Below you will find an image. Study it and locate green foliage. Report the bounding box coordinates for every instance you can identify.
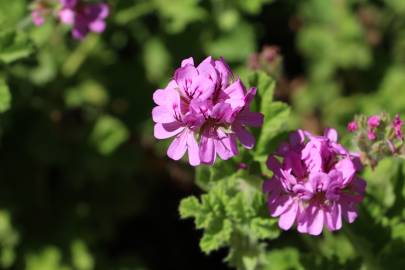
[1,0,405,269]
[0,211,19,268]
[0,30,33,64]
[180,171,280,269]
[264,248,304,270]
[90,115,130,155]
[0,79,11,113]
[25,247,70,270]
[180,72,295,270]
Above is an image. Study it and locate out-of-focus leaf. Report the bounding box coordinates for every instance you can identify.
[71,240,94,270]
[0,79,11,113]
[65,80,109,108]
[195,159,238,190]
[255,102,291,157]
[237,0,273,14]
[155,0,207,33]
[25,247,70,270]
[265,248,304,270]
[205,22,255,61]
[0,31,33,64]
[0,0,26,30]
[90,115,130,155]
[0,211,19,268]
[143,38,171,83]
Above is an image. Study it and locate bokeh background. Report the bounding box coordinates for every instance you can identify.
[1,0,405,269]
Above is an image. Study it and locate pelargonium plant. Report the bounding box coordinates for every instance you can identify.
[160,57,384,269]
[59,0,109,40]
[152,57,264,166]
[347,112,405,167]
[263,128,366,235]
[30,0,109,40]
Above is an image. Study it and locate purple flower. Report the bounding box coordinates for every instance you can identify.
[31,1,51,26]
[32,10,45,26]
[152,57,263,166]
[367,130,377,141]
[367,115,380,128]
[393,114,403,140]
[263,128,366,235]
[347,121,358,132]
[59,0,109,40]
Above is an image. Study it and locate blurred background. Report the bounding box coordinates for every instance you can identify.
[1,0,405,269]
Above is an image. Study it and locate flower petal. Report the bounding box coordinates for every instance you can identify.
[325,203,342,231]
[181,57,194,67]
[154,123,183,139]
[152,106,175,123]
[307,207,324,236]
[200,135,216,165]
[167,132,188,160]
[186,132,200,166]
[270,195,293,217]
[233,124,255,149]
[89,20,106,33]
[324,128,338,142]
[334,158,356,185]
[279,201,298,230]
[237,111,264,127]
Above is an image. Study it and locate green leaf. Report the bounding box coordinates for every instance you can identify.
[0,210,19,268]
[247,71,276,108]
[250,218,280,240]
[155,0,206,33]
[25,247,70,270]
[200,219,233,254]
[90,115,129,155]
[71,240,94,270]
[195,159,238,190]
[0,31,33,64]
[205,22,255,61]
[255,102,291,157]
[179,196,201,219]
[0,79,11,113]
[143,38,171,83]
[265,248,304,270]
[237,0,273,14]
[64,81,109,108]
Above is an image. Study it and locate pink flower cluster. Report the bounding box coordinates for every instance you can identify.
[347,121,358,132]
[367,115,381,140]
[31,0,109,40]
[263,128,366,235]
[152,57,263,166]
[59,0,109,40]
[393,114,403,140]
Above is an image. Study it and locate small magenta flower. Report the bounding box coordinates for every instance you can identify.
[59,0,109,40]
[367,115,380,128]
[32,9,45,26]
[347,121,358,132]
[31,0,53,26]
[152,57,263,166]
[367,130,376,140]
[263,128,366,235]
[393,114,403,140]
[367,115,381,141]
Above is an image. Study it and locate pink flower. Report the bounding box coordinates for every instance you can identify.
[31,1,51,26]
[59,0,109,40]
[263,128,366,236]
[367,130,376,141]
[347,121,358,132]
[152,57,263,166]
[32,10,45,26]
[393,114,403,140]
[367,115,380,128]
